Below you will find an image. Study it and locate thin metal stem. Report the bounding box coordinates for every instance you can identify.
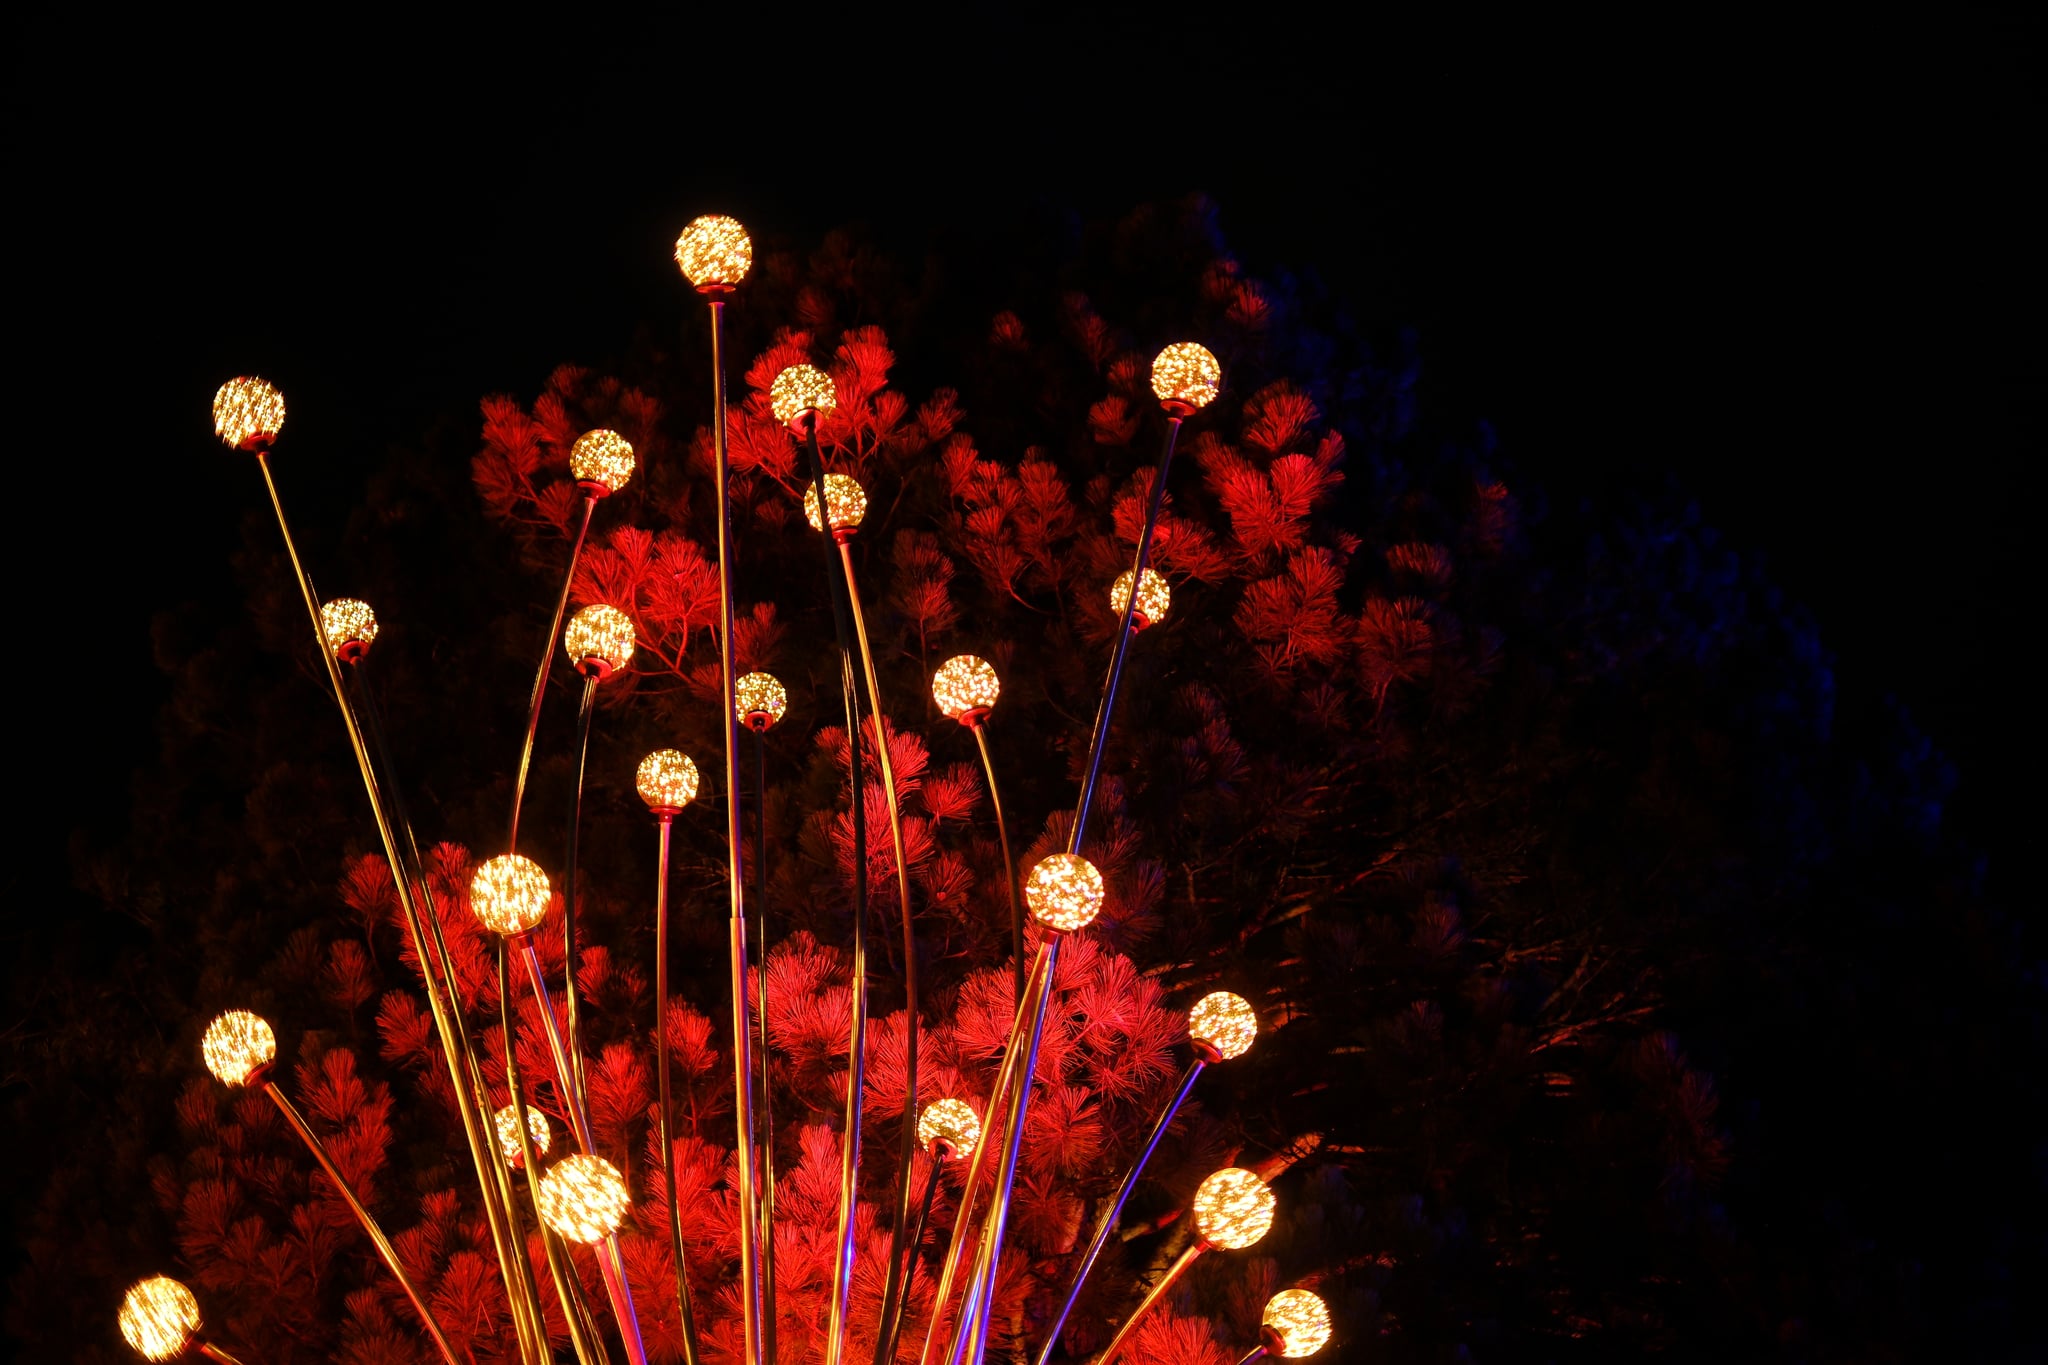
[1033,1059,1204,1365]
[264,1082,461,1365]
[753,726,778,1365]
[1234,1346,1270,1365]
[969,722,1023,1010]
[509,494,597,853]
[1091,1242,1205,1365]
[654,816,704,1365]
[197,1342,250,1365]
[563,672,600,1111]
[708,296,766,1365]
[876,1157,945,1365]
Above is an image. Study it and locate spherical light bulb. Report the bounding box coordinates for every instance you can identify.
[932,655,1000,724]
[1024,853,1104,932]
[212,376,285,452]
[470,854,552,936]
[735,672,788,730]
[916,1098,982,1160]
[537,1153,632,1244]
[770,364,837,428]
[675,214,752,291]
[319,598,379,663]
[1192,1167,1275,1250]
[1149,342,1222,413]
[494,1103,552,1166]
[1110,568,1171,629]
[802,474,867,537]
[1187,991,1258,1062]
[118,1276,202,1362]
[569,429,636,495]
[201,1010,276,1087]
[1261,1289,1332,1359]
[564,604,636,679]
[636,749,700,813]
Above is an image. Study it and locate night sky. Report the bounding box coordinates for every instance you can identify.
[5,5,2038,1307]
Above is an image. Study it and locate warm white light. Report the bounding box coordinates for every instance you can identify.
[1149,343,1222,411]
[1110,568,1171,628]
[1192,1167,1275,1250]
[636,749,700,812]
[569,429,636,494]
[1025,853,1104,932]
[916,1098,982,1160]
[1187,991,1258,1061]
[771,364,837,427]
[494,1104,552,1165]
[470,854,551,936]
[802,473,867,535]
[212,376,285,451]
[736,672,788,730]
[1261,1289,1332,1358]
[932,655,1000,722]
[675,214,753,290]
[201,1010,276,1087]
[320,598,378,662]
[537,1154,632,1244]
[118,1276,201,1362]
[564,604,637,678]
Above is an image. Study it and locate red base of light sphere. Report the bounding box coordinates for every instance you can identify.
[335,640,371,666]
[576,479,614,500]
[1160,399,1198,420]
[1127,612,1153,632]
[1192,1039,1225,1066]
[744,712,776,733]
[574,657,615,682]
[955,708,991,730]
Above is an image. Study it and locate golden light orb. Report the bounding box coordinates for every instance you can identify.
[201,1010,276,1087]
[1024,853,1104,933]
[636,749,700,813]
[916,1098,982,1160]
[802,473,868,537]
[212,376,285,452]
[1187,991,1258,1062]
[494,1103,552,1165]
[1192,1167,1275,1250]
[1149,342,1222,412]
[931,655,1001,723]
[470,854,552,936]
[564,604,636,678]
[536,1153,631,1244]
[674,214,753,291]
[770,364,837,427]
[569,428,636,495]
[1110,568,1172,629]
[319,598,379,663]
[1261,1289,1333,1359]
[735,672,788,731]
[118,1276,201,1362]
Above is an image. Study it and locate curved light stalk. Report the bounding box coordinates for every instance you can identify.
[753,727,779,1365]
[562,674,600,1113]
[1033,1058,1204,1365]
[968,721,1024,1009]
[508,494,598,853]
[195,1341,250,1365]
[263,1082,462,1365]
[1091,1242,1205,1365]
[654,815,704,1365]
[1234,1347,1270,1365]
[875,1153,947,1364]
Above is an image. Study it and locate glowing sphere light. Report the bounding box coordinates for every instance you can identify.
[212,376,285,452]
[319,598,379,663]
[1149,342,1222,412]
[1192,1167,1275,1249]
[494,1103,552,1165]
[932,655,1001,723]
[201,1010,276,1087]
[1187,991,1258,1062]
[470,854,552,936]
[735,671,788,730]
[118,1276,202,1362]
[803,473,868,536]
[564,604,636,678]
[569,429,636,495]
[1261,1288,1333,1359]
[675,214,753,291]
[1110,568,1171,629]
[916,1098,982,1160]
[636,749,701,813]
[1025,853,1104,932]
[537,1154,632,1244]
[770,364,837,427]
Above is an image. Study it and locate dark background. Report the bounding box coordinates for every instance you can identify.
[3,0,2037,1306]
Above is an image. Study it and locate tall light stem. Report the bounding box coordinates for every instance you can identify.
[196,1342,249,1365]
[753,726,779,1365]
[876,1156,947,1364]
[708,296,766,1365]
[263,1081,462,1365]
[561,674,600,1106]
[968,721,1023,1009]
[1033,1058,1204,1365]
[1234,1346,1270,1365]
[1090,1242,1205,1365]
[654,814,704,1365]
[509,494,598,852]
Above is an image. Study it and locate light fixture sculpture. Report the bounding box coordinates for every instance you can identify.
[1241,1288,1333,1363]
[1108,568,1171,631]
[494,1104,552,1167]
[736,668,786,1359]
[1092,1167,1276,1365]
[119,1276,245,1365]
[200,1011,461,1365]
[874,1099,983,1362]
[932,656,1023,1002]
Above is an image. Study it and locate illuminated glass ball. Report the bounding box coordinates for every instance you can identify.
[569,429,636,494]
[932,655,1000,721]
[319,598,379,661]
[201,1010,276,1087]
[118,1276,202,1362]
[1192,1167,1275,1249]
[564,604,636,677]
[1149,342,1222,411]
[1261,1289,1333,1359]
[735,672,788,730]
[770,364,837,426]
[470,854,552,936]
[636,749,700,812]
[537,1154,632,1244]
[1187,991,1258,1061]
[674,214,753,290]
[212,376,285,451]
[1024,853,1104,932]
[494,1103,552,1164]
[916,1098,982,1160]
[1110,568,1172,628]
[803,474,868,535]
